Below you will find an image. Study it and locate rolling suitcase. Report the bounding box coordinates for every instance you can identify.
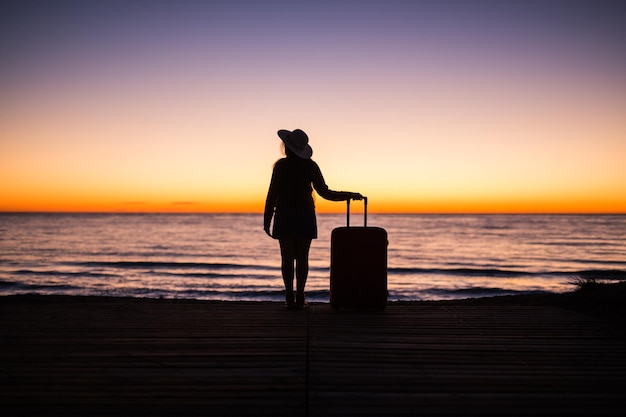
[330,197,388,309]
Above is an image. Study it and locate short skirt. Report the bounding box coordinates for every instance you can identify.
[272,207,317,239]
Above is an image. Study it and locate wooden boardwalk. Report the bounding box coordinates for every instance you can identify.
[1,295,625,416]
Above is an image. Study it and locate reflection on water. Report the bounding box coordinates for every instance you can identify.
[1,213,625,301]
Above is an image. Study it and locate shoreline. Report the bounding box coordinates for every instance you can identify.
[3,280,625,317]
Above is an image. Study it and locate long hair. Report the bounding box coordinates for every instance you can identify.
[275,143,303,167]
[284,144,297,159]
[272,142,317,204]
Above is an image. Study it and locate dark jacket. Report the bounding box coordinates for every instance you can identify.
[264,157,349,238]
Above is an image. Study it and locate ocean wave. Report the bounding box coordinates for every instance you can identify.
[0,284,331,303]
[9,265,625,282]
[72,261,276,271]
[388,267,534,277]
[14,269,119,278]
[426,287,548,296]
[574,259,626,266]
[0,281,83,292]
[171,289,330,301]
[387,267,626,279]
[393,287,551,301]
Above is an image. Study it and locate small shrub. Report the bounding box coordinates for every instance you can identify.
[569,274,600,292]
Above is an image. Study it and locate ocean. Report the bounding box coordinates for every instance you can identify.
[1,213,624,302]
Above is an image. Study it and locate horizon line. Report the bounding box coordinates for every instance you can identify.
[1,211,625,215]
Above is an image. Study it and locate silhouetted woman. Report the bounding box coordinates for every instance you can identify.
[264,129,362,310]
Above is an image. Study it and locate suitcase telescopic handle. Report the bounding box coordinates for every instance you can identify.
[346,196,367,228]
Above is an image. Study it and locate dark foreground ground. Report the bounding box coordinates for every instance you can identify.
[1,283,625,417]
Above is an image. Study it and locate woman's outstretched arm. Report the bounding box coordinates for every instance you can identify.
[311,161,362,201]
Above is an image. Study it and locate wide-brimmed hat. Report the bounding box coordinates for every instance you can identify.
[277,129,313,159]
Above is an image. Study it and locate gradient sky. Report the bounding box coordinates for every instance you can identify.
[2,0,625,213]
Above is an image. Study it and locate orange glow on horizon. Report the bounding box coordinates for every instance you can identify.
[2,194,625,214]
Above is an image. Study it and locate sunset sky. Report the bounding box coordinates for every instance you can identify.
[2,0,625,213]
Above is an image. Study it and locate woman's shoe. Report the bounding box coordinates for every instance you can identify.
[285,291,296,310]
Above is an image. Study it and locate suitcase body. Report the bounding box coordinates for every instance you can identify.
[330,198,388,309]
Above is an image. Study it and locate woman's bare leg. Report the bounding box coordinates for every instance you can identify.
[295,237,312,307]
[279,237,296,308]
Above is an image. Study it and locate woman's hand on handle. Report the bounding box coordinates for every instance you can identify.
[348,192,363,201]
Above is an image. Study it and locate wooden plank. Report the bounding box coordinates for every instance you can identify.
[306,303,626,416]
[1,297,308,417]
[1,295,625,416]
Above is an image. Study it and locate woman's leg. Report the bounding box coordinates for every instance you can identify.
[294,237,312,307]
[279,237,296,308]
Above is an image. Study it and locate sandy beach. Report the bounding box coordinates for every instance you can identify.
[1,285,625,416]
